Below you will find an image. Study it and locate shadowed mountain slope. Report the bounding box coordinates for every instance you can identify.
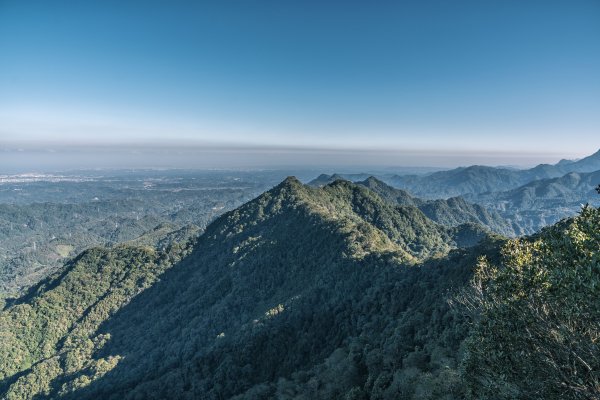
[0,240,196,399]
[0,177,498,399]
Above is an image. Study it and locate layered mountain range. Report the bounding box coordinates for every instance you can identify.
[388,149,600,198]
[0,177,502,399]
[356,177,517,236]
[1,151,598,399]
[312,149,600,234]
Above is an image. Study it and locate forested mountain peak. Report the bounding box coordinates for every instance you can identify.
[207,176,483,264]
[4,174,597,399]
[278,175,304,187]
[0,177,496,399]
[355,177,516,236]
[359,176,410,194]
[307,173,348,187]
[357,176,421,206]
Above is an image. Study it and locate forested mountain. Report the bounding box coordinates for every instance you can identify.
[473,170,600,209]
[308,173,371,187]
[0,171,284,296]
[389,166,524,198]
[467,170,600,234]
[0,201,193,295]
[308,173,350,187]
[1,177,597,399]
[0,239,196,399]
[543,149,600,174]
[0,177,498,399]
[357,177,517,236]
[311,175,516,236]
[388,149,600,198]
[311,150,600,236]
[458,205,600,399]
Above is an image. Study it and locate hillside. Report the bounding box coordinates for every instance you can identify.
[0,170,277,296]
[468,170,600,233]
[308,173,372,187]
[357,177,517,236]
[475,170,600,209]
[459,205,600,398]
[530,148,600,175]
[0,239,196,399]
[308,173,349,187]
[0,177,498,399]
[356,176,422,207]
[389,166,525,198]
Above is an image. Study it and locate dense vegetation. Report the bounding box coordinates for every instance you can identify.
[0,177,498,399]
[313,149,600,235]
[0,170,285,296]
[0,175,597,399]
[470,170,600,233]
[458,205,600,399]
[0,238,196,399]
[357,177,517,236]
[0,201,198,295]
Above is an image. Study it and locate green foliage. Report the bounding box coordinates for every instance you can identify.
[472,170,600,235]
[0,171,274,296]
[357,176,517,236]
[0,238,195,400]
[460,205,600,399]
[0,177,497,399]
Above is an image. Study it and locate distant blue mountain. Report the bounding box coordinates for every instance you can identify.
[387,149,600,198]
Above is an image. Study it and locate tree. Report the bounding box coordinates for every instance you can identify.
[458,205,600,399]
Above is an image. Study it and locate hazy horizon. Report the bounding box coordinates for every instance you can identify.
[1,1,599,170]
[0,140,593,174]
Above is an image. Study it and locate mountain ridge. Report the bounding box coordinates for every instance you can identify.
[309,175,516,236]
[0,176,498,399]
[357,176,516,235]
[388,148,600,198]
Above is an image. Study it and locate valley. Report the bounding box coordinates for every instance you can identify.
[0,170,304,296]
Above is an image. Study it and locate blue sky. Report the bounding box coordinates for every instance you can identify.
[1,0,599,167]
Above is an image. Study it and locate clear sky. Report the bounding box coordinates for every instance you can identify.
[1,0,599,169]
